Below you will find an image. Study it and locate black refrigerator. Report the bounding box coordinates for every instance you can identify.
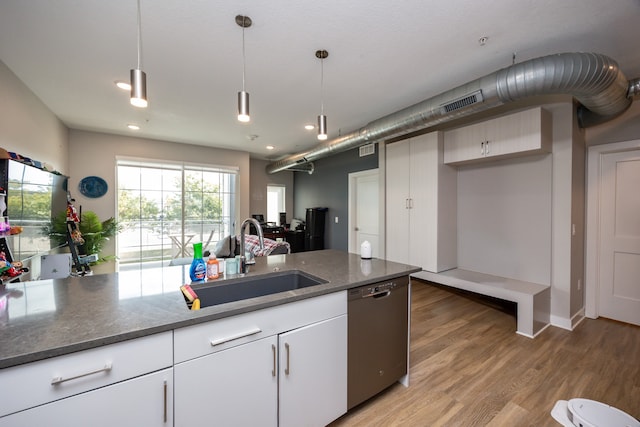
[305,207,328,251]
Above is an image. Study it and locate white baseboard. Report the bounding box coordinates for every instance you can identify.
[551,308,585,331]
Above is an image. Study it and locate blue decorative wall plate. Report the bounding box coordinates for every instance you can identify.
[78,176,108,198]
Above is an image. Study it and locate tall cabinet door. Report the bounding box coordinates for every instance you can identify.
[408,134,432,267]
[385,139,411,264]
[278,315,347,427]
[386,132,457,271]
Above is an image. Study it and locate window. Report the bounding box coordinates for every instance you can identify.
[117,159,237,264]
[267,185,285,225]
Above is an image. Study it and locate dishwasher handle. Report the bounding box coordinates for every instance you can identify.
[364,289,391,299]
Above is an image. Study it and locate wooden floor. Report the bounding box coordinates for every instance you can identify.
[330,279,640,427]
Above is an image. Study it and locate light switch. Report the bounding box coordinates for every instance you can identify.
[334,216,339,223]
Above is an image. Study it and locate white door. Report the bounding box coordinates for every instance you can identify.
[278,315,347,427]
[174,336,278,427]
[598,149,640,325]
[348,169,380,257]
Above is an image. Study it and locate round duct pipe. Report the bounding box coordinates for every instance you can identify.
[266,52,636,174]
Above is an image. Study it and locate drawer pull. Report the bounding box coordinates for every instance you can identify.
[209,327,262,347]
[51,363,113,386]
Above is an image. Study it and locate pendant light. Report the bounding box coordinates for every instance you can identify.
[236,15,252,123]
[316,49,329,140]
[130,0,147,108]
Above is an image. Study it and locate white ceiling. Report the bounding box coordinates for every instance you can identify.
[1,0,639,161]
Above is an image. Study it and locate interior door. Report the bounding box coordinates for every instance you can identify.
[349,170,379,257]
[598,149,640,326]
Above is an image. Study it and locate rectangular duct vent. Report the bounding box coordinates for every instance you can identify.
[359,144,375,157]
[440,90,484,114]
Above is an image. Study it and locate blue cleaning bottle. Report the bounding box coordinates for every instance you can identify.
[189,242,206,282]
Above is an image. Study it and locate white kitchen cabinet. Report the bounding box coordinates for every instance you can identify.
[174,336,278,427]
[386,131,457,272]
[443,107,552,165]
[279,315,347,427]
[173,291,347,427]
[0,332,173,425]
[0,368,173,427]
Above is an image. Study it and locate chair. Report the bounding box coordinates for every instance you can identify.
[203,229,215,253]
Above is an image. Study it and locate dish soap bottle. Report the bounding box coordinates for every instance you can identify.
[206,253,219,280]
[189,242,206,282]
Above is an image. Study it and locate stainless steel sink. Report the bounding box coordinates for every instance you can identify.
[187,270,328,308]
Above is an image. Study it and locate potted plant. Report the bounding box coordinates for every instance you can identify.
[43,211,120,263]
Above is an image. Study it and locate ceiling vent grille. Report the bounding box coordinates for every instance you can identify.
[440,90,484,114]
[359,143,375,157]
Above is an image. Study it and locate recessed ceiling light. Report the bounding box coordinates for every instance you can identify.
[266,145,275,150]
[127,124,140,130]
[116,81,131,91]
[304,124,315,130]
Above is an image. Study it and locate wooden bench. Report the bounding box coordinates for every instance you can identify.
[412,269,550,338]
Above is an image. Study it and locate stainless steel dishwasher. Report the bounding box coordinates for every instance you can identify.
[347,275,409,409]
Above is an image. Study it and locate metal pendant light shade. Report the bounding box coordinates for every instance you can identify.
[316,49,329,140]
[130,68,147,108]
[236,15,252,123]
[238,90,250,122]
[317,114,328,140]
[130,0,147,108]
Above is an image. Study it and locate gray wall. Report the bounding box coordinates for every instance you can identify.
[293,147,378,251]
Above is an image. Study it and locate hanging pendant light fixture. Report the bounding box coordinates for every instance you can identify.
[130,0,147,108]
[236,15,252,123]
[316,49,329,140]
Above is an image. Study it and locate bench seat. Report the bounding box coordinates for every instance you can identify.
[412,268,550,338]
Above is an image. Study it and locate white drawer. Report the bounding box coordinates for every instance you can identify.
[174,291,346,363]
[0,331,173,417]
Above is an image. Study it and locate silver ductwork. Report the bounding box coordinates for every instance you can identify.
[266,52,636,174]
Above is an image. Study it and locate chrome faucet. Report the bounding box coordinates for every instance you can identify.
[239,218,265,273]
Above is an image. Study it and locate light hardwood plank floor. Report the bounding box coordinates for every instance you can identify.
[329,279,640,426]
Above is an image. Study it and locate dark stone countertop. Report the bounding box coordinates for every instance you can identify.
[0,250,420,369]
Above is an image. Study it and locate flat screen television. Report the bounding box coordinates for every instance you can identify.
[2,160,69,262]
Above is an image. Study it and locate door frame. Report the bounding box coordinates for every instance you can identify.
[348,167,385,258]
[585,138,640,319]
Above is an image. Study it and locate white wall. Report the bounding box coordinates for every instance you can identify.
[587,101,640,146]
[457,153,552,285]
[68,129,251,266]
[0,60,68,173]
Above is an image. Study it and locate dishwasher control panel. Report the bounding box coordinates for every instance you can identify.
[348,280,400,299]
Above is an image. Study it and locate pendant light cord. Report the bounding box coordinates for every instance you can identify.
[320,56,324,114]
[136,0,143,69]
[241,20,246,91]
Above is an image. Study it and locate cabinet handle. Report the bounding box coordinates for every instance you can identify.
[51,362,113,385]
[163,380,168,423]
[271,344,276,377]
[209,327,262,347]
[485,140,490,155]
[409,198,413,209]
[284,343,290,375]
[480,141,485,156]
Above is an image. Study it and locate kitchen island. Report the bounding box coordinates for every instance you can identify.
[0,249,420,427]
